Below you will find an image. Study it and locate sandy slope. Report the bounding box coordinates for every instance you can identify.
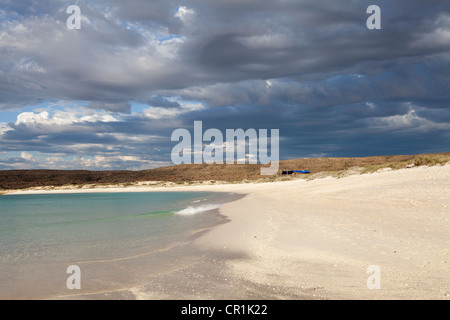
[193,165,450,299]
[5,165,450,299]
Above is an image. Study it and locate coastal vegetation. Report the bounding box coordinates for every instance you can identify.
[0,153,448,190]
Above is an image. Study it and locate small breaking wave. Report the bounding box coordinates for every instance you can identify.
[175,204,221,216]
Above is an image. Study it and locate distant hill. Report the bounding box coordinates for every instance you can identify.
[0,153,449,190]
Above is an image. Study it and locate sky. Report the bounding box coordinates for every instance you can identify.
[0,0,449,170]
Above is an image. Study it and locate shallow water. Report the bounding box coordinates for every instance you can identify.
[0,191,238,299]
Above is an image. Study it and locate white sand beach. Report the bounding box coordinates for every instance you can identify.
[6,165,450,299]
[194,165,450,299]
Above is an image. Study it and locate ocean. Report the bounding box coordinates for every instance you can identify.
[0,191,240,299]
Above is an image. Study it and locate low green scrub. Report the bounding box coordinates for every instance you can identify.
[413,155,450,167]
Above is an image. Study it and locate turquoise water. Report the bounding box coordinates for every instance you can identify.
[0,191,236,298]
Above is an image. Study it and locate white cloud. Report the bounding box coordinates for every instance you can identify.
[369,108,450,132]
[0,151,171,171]
[77,155,168,171]
[15,109,119,127]
[17,57,46,73]
[175,6,194,21]
[108,132,162,143]
[142,101,204,119]
[21,151,34,161]
[80,113,119,123]
[16,111,53,126]
[79,155,111,169]
[0,122,12,135]
[70,143,111,152]
[143,106,181,119]
[413,14,450,48]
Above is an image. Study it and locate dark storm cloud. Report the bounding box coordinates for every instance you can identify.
[145,96,181,109]
[169,53,450,113]
[181,0,450,80]
[87,102,132,113]
[0,0,449,169]
[1,0,449,109]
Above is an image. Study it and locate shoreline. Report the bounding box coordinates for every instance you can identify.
[1,191,245,300]
[2,165,450,299]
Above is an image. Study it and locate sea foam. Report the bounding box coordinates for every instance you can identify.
[175,204,221,216]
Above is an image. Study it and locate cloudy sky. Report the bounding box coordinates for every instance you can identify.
[0,0,449,170]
